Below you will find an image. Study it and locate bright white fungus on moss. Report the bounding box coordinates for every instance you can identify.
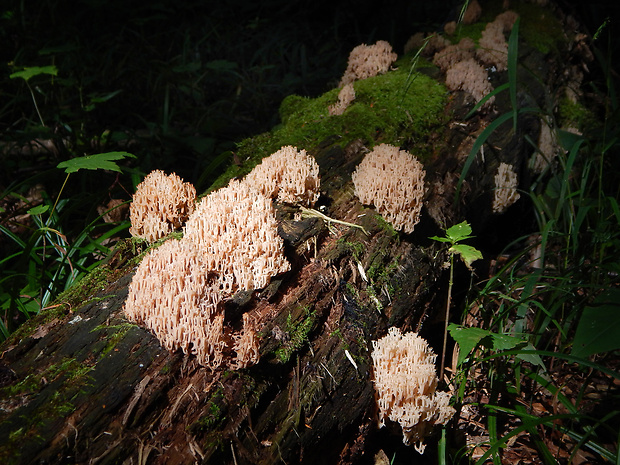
[339,40,398,87]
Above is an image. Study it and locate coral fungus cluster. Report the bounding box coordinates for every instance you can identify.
[243,145,320,206]
[492,162,520,213]
[328,83,356,116]
[129,170,196,242]
[184,179,291,292]
[125,146,320,370]
[409,5,519,108]
[371,327,455,452]
[339,40,397,87]
[352,143,425,234]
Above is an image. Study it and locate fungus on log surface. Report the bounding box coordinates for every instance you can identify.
[352,143,425,234]
[0,1,596,463]
[128,170,196,242]
[339,40,398,87]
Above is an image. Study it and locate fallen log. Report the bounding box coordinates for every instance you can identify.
[0,2,592,463]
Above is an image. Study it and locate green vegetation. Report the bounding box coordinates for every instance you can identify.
[1,1,618,463]
[430,221,483,380]
[275,306,317,364]
[210,66,447,190]
[443,14,620,464]
[0,357,94,462]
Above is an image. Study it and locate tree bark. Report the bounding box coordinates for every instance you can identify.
[0,3,589,463]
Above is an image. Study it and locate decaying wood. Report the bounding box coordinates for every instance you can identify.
[0,3,591,463]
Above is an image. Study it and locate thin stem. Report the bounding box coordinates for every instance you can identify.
[440,252,454,381]
[26,81,46,127]
[46,172,71,228]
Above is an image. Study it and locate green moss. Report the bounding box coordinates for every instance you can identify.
[209,66,447,192]
[277,70,446,156]
[558,96,599,134]
[91,322,135,359]
[275,306,316,364]
[336,237,365,261]
[0,357,94,462]
[452,22,488,44]
[1,358,92,399]
[514,2,564,55]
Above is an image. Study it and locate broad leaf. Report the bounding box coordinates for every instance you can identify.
[448,324,541,368]
[450,244,483,268]
[429,236,452,243]
[572,289,620,357]
[446,221,473,242]
[10,65,58,81]
[57,152,136,174]
[448,324,488,365]
[27,205,50,216]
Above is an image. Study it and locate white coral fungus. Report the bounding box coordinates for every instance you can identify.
[492,162,520,213]
[184,180,290,292]
[433,37,475,72]
[352,144,425,234]
[129,170,196,242]
[476,11,519,71]
[242,145,320,207]
[328,83,356,116]
[339,40,397,87]
[445,58,495,106]
[371,327,455,452]
[124,239,227,368]
[531,118,557,173]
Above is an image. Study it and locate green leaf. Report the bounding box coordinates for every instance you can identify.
[429,235,452,243]
[450,244,483,268]
[572,289,620,358]
[9,65,58,81]
[57,152,136,174]
[448,324,488,365]
[446,221,473,242]
[27,204,50,216]
[88,89,123,104]
[448,324,534,366]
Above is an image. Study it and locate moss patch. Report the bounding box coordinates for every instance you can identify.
[275,306,317,364]
[0,357,94,463]
[209,67,447,191]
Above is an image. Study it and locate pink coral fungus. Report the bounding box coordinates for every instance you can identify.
[339,40,397,87]
[445,58,495,106]
[184,180,290,292]
[124,239,227,368]
[371,327,455,452]
[328,83,356,116]
[352,143,425,234]
[242,145,320,207]
[476,11,519,71]
[129,170,196,242]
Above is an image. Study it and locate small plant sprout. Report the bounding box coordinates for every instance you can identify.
[9,65,58,127]
[430,221,482,380]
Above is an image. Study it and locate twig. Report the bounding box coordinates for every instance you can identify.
[299,207,369,236]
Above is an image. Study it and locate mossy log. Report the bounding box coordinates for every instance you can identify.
[0,3,590,463]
